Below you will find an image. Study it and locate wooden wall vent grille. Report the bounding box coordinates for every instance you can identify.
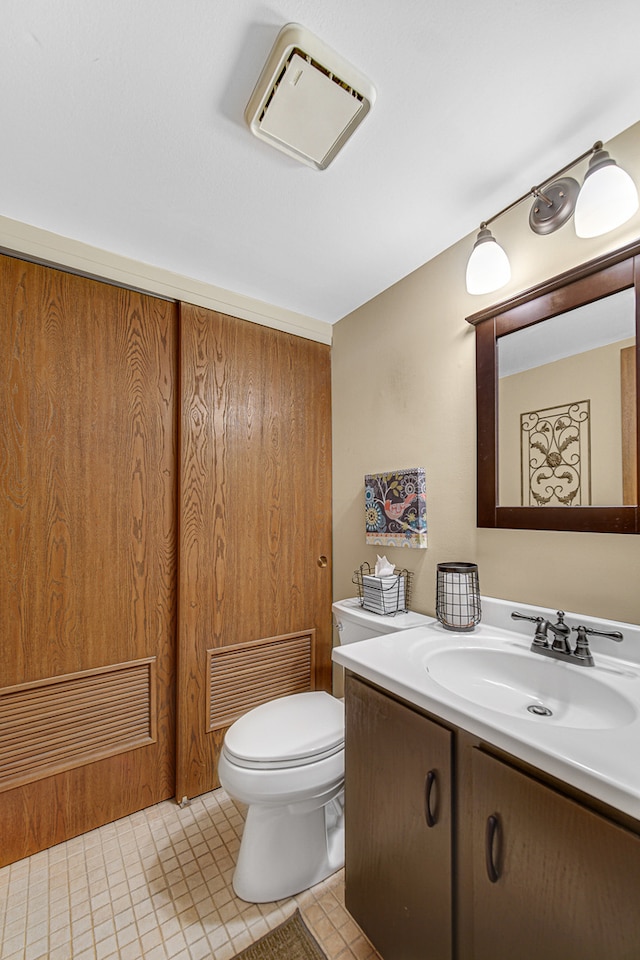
[207,630,316,731]
[0,658,156,794]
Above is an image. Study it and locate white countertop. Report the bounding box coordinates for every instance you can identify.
[333,598,640,821]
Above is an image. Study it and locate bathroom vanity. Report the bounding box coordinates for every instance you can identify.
[334,599,640,960]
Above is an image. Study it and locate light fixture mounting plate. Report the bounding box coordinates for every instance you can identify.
[529,177,580,235]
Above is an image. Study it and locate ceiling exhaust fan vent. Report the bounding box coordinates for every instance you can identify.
[245,23,376,170]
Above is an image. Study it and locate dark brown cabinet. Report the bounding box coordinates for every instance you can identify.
[470,748,640,960]
[345,674,453,960]
[344,673,640,960]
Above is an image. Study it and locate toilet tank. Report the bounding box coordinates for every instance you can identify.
[332,597,432,645]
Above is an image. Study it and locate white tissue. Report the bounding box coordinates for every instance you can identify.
[374,555,395,577]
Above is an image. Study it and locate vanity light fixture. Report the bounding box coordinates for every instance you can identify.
[465,225,511,295]
[466,140,639,295]
[574,145,640,238]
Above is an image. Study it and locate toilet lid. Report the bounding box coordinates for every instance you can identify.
[223,691,344,769]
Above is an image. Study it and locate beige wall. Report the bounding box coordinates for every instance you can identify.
[498,339,634,506]
[332,120,640,626]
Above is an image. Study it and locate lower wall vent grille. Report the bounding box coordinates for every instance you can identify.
[0,659,156,793]
[207,630,316,731]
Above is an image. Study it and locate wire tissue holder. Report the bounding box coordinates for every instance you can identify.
[352,562,413,615]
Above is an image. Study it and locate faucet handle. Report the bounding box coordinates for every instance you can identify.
[511,611,545,624]
[573,624,623,642]
[572,625,595,664]
[572,624,624,666]
[573,627,624,643]
[511,611,550,647]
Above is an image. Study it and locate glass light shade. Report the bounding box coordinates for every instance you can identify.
[574,151,639,238]
[465,227,511,295]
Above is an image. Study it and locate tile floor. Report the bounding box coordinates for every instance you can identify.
[0,789,381,960]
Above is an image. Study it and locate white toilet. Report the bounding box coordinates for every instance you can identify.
[218,597,431,902]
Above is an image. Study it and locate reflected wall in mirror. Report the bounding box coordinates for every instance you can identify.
[468,241,640,533]
[498,288,636,507]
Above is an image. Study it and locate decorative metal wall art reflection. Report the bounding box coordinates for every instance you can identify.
[521,400,591,505]
[365,468,427,547]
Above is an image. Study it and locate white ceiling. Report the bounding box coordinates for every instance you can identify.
[499,288,636,377]
[2,1,640,325]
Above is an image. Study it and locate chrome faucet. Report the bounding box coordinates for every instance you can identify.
[511,610,623,666]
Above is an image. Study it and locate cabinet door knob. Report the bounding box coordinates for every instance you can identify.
[317,556,328,568]
[424,769,438,828]
[485,813,501,883]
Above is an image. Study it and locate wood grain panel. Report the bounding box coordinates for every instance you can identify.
[207,631,315,730]
[471,748,640,960]
[0,254,178,864]
[345,675,453,960]
[178,305,332,800]
[0,659,156,792]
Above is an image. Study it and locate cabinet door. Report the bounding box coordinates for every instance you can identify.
[345,675,453,960]
[471,748,640,960]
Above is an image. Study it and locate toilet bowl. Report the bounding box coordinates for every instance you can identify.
[218,691,344,902]
[218,598,431,902]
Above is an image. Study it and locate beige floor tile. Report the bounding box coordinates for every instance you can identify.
[0,789,381,960]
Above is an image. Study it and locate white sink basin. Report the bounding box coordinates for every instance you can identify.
[424,645,637,729]
[332,599,640,819]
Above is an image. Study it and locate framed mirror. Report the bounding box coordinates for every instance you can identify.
[467,240,640,532]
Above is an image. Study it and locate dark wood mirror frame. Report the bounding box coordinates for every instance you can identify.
[467,238,640,533]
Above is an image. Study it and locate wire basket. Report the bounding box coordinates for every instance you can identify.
[435,561,481,631]
[352,562,413,615]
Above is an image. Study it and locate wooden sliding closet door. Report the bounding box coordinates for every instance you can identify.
[178,305,332,801]
[0,255,178,865]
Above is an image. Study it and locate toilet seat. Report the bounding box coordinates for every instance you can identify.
[222,691,344,770]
